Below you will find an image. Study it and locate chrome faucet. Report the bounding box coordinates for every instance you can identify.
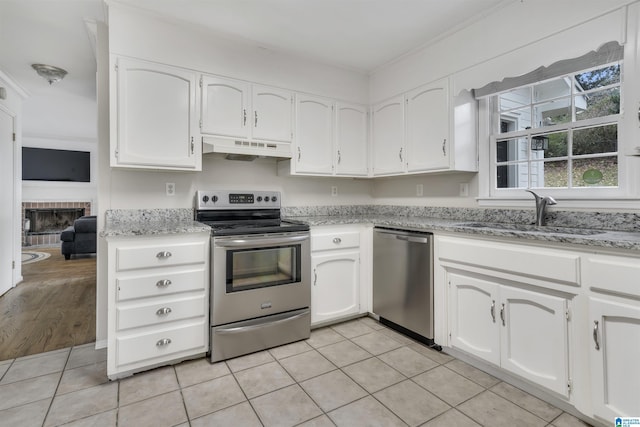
[526,190,557,226]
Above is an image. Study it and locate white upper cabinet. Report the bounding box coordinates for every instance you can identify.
[294,94,334,174]
[335,103,368,176]
[200,75,250,139]
[110,56,201,171]
[371,77,477,177]
[252,85,293,142]
[371,95,405,175]
[406,79,449,172]
[200,76,293,143]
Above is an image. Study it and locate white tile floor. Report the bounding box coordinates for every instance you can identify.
[0,317,594,427]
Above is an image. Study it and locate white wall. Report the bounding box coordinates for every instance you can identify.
[369,0,637,208]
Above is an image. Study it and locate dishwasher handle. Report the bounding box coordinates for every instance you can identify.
[395,235,430,244]
[375,229,431,244]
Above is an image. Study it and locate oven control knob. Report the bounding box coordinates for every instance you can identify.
[271,196,277,202]
[212,195,218,203]
[257,196,262,202]
[202,195,209,203]
[264,196,270,202]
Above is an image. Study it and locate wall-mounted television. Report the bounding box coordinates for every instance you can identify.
[22,147,91,182]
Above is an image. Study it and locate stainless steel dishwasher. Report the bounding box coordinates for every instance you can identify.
[373,227,440,349]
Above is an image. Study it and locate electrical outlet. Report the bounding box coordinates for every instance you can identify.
[331,186,338,197]
[166,182,176,196]
[459,183,469,197]
[416,184,424,197]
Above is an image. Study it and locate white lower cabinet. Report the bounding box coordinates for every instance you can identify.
[107,233,209,379]
[449,272,570,397]
[310,225,369,326]
[589,297,640,420]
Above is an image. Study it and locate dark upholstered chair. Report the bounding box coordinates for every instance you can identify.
[60,216,97,260]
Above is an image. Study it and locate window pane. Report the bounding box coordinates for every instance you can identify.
[531,131,568,158]
[575,87,620,120]
[575,64,621,90]
[533,77,571,103]
[573,125,617,155]
[499,107,531,133]
[573,157,618,187]
[533,100,571,128]
[500,87,531,111]
[497,163,529,188]
[496,138,528,162]
[536,160,568,188]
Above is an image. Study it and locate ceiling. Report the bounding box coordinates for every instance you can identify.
[0,0,508,106]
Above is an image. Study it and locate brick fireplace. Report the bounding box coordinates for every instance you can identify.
[22,201,92,247]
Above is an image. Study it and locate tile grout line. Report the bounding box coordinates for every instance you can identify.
[227,362,266,427]
[40,347,72,427]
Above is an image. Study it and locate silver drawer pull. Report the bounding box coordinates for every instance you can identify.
[156,307,172,316]
[156,251,172,259]
[593,320,600,350]
[156,338,172,347]
[156,279,172,288]
[333,237,342,244]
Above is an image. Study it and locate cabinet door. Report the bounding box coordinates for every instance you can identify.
[500,286,569,398]
[372,96,405,175]
[590,297,640,419]
[252,84,292,142]
[113,57,199,170]
[335,103,368,176]
[295,95,333,174]
[449,273,500,365]
[406,79,449,172]
[201,75,250,138]
[311,250,359,324]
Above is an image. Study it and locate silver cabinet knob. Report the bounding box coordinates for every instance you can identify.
[156,338,172,347]
[333,237,342,244]
[156,279,172,288]
[156,251,172,259]
[156,307,172,316]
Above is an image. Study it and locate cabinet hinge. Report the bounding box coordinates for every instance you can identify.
[449,332,452,339]
[567,379,572,394]
[12,260,15,269]
[114,63,118,72]
[565,308,570,321]
[199,118,202,129]
[199,77,203,88]
[114,149,119,159]
[190,136,194,154]
[12,133,16,142]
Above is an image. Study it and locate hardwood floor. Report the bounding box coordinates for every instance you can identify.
[0,248,96,361]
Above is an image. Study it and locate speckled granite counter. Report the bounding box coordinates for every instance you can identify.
[284,210,640,252]
[101,208,210,237]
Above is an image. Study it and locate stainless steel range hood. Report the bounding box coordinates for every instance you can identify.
[202,136,292,160]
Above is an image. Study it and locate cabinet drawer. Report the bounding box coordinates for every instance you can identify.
[116,241,207,271]
[117,268,206,301]
[584,255,640,298]
[312,231,359,251]
[116,321,206,366]
[117,295,206,330]
[438,236,580,285]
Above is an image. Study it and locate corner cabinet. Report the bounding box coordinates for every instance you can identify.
[310,225,370,326]
[288,97,368,177]
[110,56,201,171]
[106,232,210,379]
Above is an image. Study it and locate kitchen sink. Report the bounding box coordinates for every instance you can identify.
[455,222,606,236]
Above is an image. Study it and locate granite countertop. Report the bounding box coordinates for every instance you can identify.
[287,214,640,252]
[101,208,210,238]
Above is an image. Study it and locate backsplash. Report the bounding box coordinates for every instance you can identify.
[105,208,194,225]
[282,205,640,232]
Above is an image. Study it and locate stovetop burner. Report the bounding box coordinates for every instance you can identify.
[194,190,309,236]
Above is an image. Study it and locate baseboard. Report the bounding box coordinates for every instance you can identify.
[94,339,107,350]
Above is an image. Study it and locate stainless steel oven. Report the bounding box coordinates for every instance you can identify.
[195,190,311,362]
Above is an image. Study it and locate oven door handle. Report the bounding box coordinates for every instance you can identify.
[215,234,309,248]
[215,309,310,335]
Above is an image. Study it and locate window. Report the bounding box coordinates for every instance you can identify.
[490,63,621,192]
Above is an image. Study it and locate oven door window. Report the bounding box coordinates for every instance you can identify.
[226,245,301,292]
